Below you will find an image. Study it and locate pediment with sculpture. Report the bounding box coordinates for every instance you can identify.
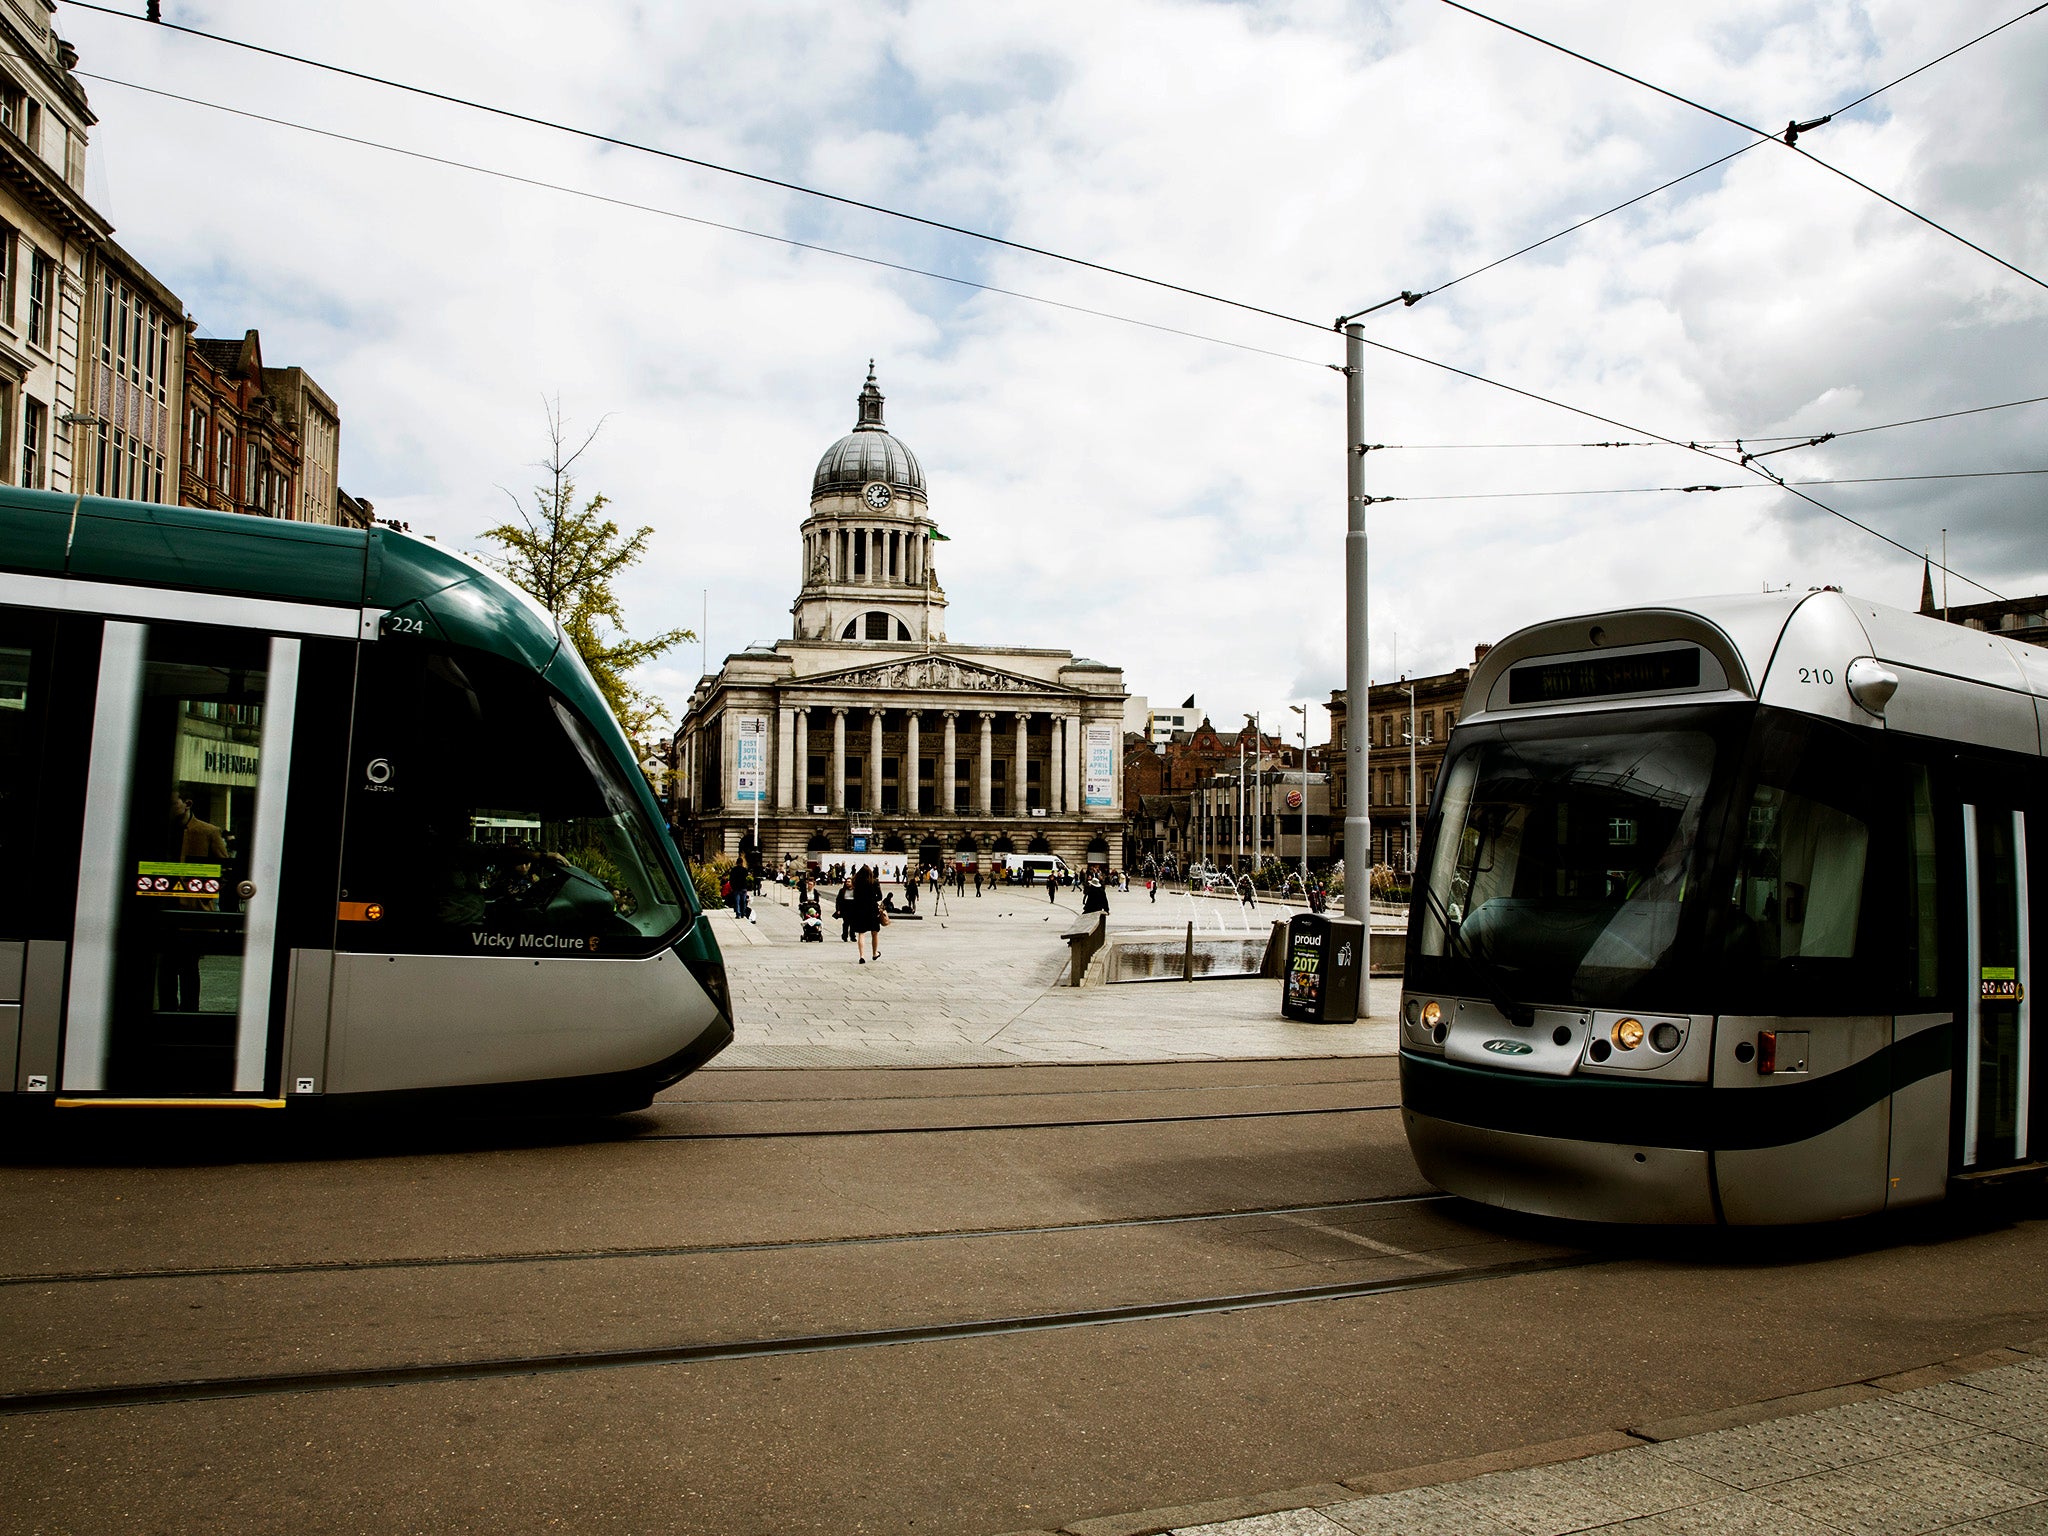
[805,654,1068,695]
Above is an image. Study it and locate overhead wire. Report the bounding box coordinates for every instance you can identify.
[78,73,1334,372]
[1363,467,2048,502]
[1344,4,2048,321]
[1435,0,2048,294]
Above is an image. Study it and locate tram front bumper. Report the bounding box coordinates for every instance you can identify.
[1402,1107,1717,1225]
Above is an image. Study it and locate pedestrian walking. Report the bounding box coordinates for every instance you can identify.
[1047,871,1059,904]
[850,866,884,963]
[1081,869,1109,914]
[1238,874,1256,909]
[833,876,855,941]
[973,867,982,896]
[1147,878,1157,903]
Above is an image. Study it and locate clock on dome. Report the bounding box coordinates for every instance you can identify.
[862,481,893,511]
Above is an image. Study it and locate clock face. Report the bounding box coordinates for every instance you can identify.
[862,481,893,511]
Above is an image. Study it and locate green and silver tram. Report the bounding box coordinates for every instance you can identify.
[0,488,730,1112]
[1399,589,2043,1223]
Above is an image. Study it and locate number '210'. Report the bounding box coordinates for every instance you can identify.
[1798,666,1835,685]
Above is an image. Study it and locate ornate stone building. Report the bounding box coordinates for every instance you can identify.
[673,367,1129,874]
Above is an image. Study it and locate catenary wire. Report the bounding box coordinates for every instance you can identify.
[1435,0,2048,294]
[1337,7,2045,318]
[74,16,2005,594]
[65,0,1334,337]
[79,74,1334,372]
[1363,467,2048,502]
[1353,392,2048,450]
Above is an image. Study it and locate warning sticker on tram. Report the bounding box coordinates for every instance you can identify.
[134,861,222,898]
[1980,967,2024,1003]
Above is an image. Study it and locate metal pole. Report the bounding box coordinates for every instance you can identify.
[1295,707,1308,887]
[1235,739,1244,873]
[1342,326,1371,955]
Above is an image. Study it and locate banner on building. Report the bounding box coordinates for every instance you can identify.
[1084,722,1114,809]
[734,715,768,805]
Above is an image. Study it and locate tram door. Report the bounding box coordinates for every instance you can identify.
[61,621,300,1101]
[1961,801,2036,1170]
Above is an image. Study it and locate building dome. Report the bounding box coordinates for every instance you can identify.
[811,364,925,499]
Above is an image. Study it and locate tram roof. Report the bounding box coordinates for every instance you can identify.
[1468,588,2048,752]
[0,486,564,673]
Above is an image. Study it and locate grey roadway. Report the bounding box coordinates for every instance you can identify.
[0,892,2044,1535]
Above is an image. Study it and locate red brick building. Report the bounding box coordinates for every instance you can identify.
[180,328,297,518]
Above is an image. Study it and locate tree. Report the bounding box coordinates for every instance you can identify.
[479,401,691,742]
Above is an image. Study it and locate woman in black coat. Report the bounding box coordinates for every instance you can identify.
[850,866,884,962]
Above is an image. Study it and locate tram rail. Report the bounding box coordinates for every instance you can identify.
[0,1247,1601,1418]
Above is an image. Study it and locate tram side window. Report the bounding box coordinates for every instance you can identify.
[340,643,685,957]
[0,640,34,934]
[1720,714,1926,1008]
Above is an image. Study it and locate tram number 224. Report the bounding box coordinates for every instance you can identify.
[381,612,426,638]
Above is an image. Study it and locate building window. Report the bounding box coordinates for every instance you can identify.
[0,223,13,328]
[25,250,51,350]
[187,408,207,474]
[20,396,44,488]
[217,428,233,493]
[1421,711,1434,742]
[1443,708,1456,733]
[0,80,23,140]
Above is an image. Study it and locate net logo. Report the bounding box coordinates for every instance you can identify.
[1482,1039,1533,1056]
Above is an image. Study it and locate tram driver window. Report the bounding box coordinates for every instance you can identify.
[340,644,685,957]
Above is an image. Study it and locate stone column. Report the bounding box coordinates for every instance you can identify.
[775,706,796,809]
[942,711,958,814]
[905,711,921,814]
[869,709,884,812]
[1066,713,1084,814]
[1014,712,1029,815]
[794,709,810,809]
[977,712,994,815]
[830,707,847,813]
[1048,716,1063,812]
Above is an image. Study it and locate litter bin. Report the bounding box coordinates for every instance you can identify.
[1280,913,1364,1022]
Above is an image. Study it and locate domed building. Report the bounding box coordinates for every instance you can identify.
[673,367,1128,878]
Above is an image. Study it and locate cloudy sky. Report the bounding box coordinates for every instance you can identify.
[64,0,2048,742]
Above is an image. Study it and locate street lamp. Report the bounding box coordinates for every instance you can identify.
[1288,703,1309,889]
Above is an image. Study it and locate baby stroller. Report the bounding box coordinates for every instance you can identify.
[798,893,824,942]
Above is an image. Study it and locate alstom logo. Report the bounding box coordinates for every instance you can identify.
[1482,1039,1533,1056]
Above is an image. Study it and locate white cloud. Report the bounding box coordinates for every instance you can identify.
[67,0,2048,745]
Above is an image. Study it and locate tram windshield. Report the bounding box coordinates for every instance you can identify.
[340,642,689,957]
[1415,717,1724,1008]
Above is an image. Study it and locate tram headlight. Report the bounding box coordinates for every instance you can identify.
[1420,1000,1441,1028]
[1611,1017,1645,1051]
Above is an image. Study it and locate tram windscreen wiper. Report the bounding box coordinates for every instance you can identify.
[1421,881,1533,1029]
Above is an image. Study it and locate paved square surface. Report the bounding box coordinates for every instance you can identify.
[707,882,1401,1068]
[1164,1357,2048,1536]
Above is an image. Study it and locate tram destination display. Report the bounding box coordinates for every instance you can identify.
[1507,646,1701,705]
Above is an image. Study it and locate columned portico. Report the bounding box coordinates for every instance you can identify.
[673,366,1127,876]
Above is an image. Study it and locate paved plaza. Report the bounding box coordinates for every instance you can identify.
[708,881,1401,1068]
[1025,1348,2048,1536]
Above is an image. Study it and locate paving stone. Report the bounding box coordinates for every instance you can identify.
[1932,1435,2048,1493]
[1435,1460,1634,1534]
[1891,1381,2048,1439]
[1755,1449,2037,1536]
[1944,1502,2048,1534]
[1559,1445,1729,1516]
[1170,1512,1352,1536]
[1600,1491,1838,1534]
[1647,1399,1970,1490]
[1321,1484,1523,1535]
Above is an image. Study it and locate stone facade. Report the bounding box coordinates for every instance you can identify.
[673,368,1129,875]
[1327,649,1485,872]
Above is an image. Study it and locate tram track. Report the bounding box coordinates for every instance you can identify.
[623,1098,1399,1140]
[0,1192,1453,1288]
[0,1247,1604,1418]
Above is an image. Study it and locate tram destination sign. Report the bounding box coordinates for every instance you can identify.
[1508,646,1702,705]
